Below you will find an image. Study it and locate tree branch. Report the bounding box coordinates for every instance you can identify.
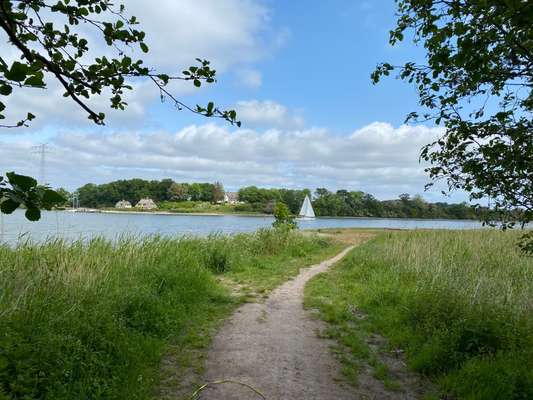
[0,3,104,124]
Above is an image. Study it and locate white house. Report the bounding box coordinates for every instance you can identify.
[115,200,132,209]
[224,192,240,204]
[135,198,157,210]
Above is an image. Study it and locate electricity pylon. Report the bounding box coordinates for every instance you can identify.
[32,144,51,184]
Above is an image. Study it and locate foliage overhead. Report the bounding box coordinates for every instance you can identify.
[0,0,240,127]
[372,0,533,248]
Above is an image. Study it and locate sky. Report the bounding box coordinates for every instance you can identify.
[0,0,468,202]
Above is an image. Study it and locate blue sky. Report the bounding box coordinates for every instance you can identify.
[1,0,468,202]
[149,0,423,132]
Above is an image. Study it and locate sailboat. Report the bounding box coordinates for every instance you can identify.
[298,195,315,220]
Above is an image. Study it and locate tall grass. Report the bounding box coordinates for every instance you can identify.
[305,230,533,399]
[0,229,331,399]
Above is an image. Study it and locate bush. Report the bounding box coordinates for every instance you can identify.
[272,201,297,230]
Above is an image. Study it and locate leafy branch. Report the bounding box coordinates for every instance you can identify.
[0,0,240,126]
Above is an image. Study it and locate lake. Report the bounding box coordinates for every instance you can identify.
[0,209,485,245]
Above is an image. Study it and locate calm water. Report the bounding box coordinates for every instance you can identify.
[0,209,484,245]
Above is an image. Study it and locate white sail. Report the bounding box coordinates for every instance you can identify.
[298,195,315,218]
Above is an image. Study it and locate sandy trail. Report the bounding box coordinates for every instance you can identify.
[199,246,358,399]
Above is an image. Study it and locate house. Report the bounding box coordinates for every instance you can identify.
[135,198,158,210]
[224,192,240,204]
[115,200,132,209]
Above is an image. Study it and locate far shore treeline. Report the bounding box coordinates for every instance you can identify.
[58,179,497,220]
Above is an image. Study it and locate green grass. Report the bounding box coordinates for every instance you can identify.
[0,229,334,400]
[225,231,343,294]
[156,201,258,214]
[103,201,259,214]
[305,230,533,400]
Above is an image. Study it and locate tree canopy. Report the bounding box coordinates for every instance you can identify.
[0,0,239,219]
[373,0,533,247]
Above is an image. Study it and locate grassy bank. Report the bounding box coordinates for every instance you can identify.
[101,201,268,215]
[305,230,533,399]
[0,229,334,399]
[157,201,255,214]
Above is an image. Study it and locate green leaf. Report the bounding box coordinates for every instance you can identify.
[140,42,149,53]
[0,84,12,96]
[25,207,41,221]
[122,56,132,67]
[193,79,201,87]
[24,72,45,87]
[157,74,169,84]
[5,62,28,82]
[6,172,38,190]
[0,199,19,214]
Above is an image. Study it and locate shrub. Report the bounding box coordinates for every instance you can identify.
[272,201,297,230]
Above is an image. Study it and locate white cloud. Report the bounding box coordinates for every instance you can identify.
[238,69,263,88]
[235,100,305,129]
[125,0,272,71]
[0,122,447,200]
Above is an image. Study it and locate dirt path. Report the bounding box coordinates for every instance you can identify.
[197,246,360,399]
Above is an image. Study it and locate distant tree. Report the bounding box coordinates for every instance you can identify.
[399,193,411,204]
[279,188,309,214]
[187,183,201,201]
[168,183,189,201]
[272,201,297,230]
[238,186,263,204]
[151,179,174,202]
[315,188,330,198]
[373,0,533,250]
[55,187,71,207]
[212,182,224,203]
[0,0,240,220]
[199,183,215,202]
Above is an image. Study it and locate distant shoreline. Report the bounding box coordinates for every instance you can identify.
[67,208,272,217]
[62,208,480,222]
